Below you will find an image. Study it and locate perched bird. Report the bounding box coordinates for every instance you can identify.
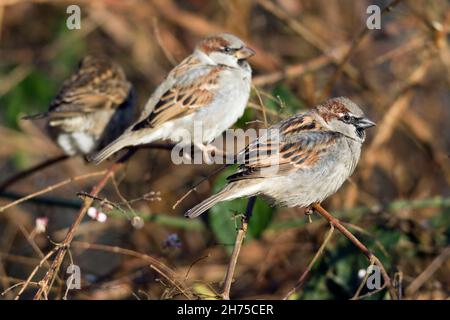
[24,56,134,156]
[90,33,255,164]
[185,97,376,218]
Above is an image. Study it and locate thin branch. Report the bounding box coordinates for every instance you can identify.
[221,196,256,300]
[319,0,403,100]
[312,203,396,300]
[282,223,335,300]
[351,258,376,299]
[405,246,450,296]
[72,241,195,300]
[252,85,269,128]
[256,0,361,87]
[172,164,229,210]
[32,150,135,300]
[0,154,69,193]
[252,48,346,86]
[0,171,106,213]
[14,247,58,300]
[152,18,178,67]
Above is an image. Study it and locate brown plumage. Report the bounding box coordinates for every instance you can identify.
[90,33,255,164]
[186,97,376,218]
[24,56,135,156]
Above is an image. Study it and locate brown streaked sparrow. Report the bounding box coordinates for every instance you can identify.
[90,33,255,164]
[23,56,135,156]
[185,97,376,218]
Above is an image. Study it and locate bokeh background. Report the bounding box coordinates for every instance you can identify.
[0,0,449,300]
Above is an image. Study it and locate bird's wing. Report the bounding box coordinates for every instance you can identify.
[130,57,223,131]
[227,113,341,181]
[46,56,131,119]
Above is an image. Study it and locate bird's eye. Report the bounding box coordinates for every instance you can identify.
[342,114,351,123]
[222,46,232,53]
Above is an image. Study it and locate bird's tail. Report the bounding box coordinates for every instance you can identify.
[22,112,49,120]
[185,182,258,218]
[89,133,134,164]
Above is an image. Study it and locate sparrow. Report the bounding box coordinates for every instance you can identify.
[185,97,376,218]
[90,33,255,164]
[23,55,134,156]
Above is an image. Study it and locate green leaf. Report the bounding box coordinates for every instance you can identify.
[266,83,305,114]
[248,198,274,239]
[209,166,244,253]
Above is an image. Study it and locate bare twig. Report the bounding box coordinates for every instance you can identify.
[319,0,403,100]
[0,154,69,193]
[405,246,450,296]
[353,282,388,300]
[252,47,347,86]
[351,258,376,299]
[256,0,361,86]
[283,223,335,300]
[152,18,178,66]
[172,165,229,210]
[29,143,182,299]
[221,196,256,300]
[14,247,59,300]
[32,151,135,300]
[312,203,396,300]
[0,171,106,213]
[72,241,194,300]
[252,85,269,127]
[151,0,279,71]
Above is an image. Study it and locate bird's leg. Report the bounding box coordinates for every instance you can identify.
[304,206,315,224]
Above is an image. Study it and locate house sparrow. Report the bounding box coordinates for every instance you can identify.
[90,33,255,164]
[185,97,375,218]
[23,56,134,156]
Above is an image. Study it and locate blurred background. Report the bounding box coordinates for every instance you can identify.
[0,0,449,300]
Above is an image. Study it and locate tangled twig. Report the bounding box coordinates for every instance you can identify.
[32,151,134,300]
[72,241,194,300]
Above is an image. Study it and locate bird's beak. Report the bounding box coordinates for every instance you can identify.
[235,46,256,60]
[357,117,376,129]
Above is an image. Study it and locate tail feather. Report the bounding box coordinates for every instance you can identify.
[89,126,163,164]
[185,189,232,219]
[22,112,49,120]
[88,134,132,164]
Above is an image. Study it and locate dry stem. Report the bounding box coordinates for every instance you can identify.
[312,203,396,300]
[32,152,132,300]
[221,196,256,300]
[0,170,106,213]
[0,154,69,193]
[283,223,335,300]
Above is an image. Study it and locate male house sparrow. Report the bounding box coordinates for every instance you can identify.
[185,97,375,218]
[90,33,255,164]
[24,56,134,156]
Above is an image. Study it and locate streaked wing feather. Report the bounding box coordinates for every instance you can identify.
[48,57,130,118]
[228,114,340,181]
[131,61,221,131]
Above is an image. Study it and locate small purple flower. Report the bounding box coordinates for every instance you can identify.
[163,233,182,249]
